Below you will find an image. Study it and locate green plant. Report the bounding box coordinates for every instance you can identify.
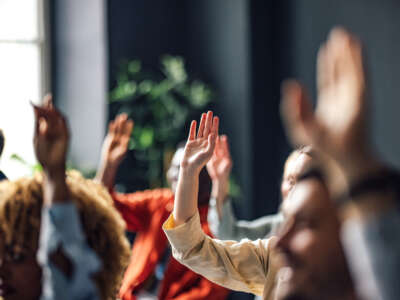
[110,55,214,189]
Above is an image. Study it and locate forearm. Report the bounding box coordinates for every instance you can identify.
[173,167,200,226]
[211,179,229,219]
[94,161,118,190]
[43,167,69,206]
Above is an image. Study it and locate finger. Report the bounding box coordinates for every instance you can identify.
[206,131,218,155]
[115,114,124,136]
[327,27,353,84]
[317,44,328,92]
[221,135,231,158]
[214,136,221,156]
[38,118,48,137]
[120,113,128,121]
[280,80,314,147]
[58,112,70,140]
[197,113,207,138]
[108,120,116,134]
[212,116,219,137]
[188,120,197,141]
[125,119,134,137]
[203,111,214,138]
[43,93,53,109]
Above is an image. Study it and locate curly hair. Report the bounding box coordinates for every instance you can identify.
[0,170,131,300]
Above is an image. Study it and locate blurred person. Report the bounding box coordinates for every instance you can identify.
[207,135,282,241]
[0,129,7,180]
[207,140,313,300]
[281,27,400,300]
[0,97,130,300]
[95,114,229,300]
[162,111,356,300]
[275,169,356,300]
[207,140,313,241]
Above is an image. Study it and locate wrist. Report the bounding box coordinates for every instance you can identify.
[179,163,202,177]
[211,178,229,202]
[43,166,66,181]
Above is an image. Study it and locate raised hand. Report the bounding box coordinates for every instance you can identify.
[173,111,219,225]
[207,135,232,207]
[95,114,134,189]
[33,94,69,174]
[33,94,69,205]
[280,28,378,184]
[181,111,219,175]
[207,135,233,181]
[101,114,134,168]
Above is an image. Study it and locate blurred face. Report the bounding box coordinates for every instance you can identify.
[275,178,352,300]
[166,148,184,193]
[0,247,42,300]
[281,152,312,200]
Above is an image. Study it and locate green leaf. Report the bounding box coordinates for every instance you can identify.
[138,128,154,149]
[162,55,187,84]
[128,60,141,74]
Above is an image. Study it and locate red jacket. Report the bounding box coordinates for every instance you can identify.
[112,188,230,300]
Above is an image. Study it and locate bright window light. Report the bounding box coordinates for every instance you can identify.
[0,0,45,179]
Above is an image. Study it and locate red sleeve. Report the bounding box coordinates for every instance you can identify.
[111,188,173,232]
[172,279,230,300]
[111,190,151,232]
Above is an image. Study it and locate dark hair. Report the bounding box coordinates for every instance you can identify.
[0,130,4,157]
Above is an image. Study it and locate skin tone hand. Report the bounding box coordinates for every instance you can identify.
[207,135,233,219]
[173,111,219,226]
[280,27,381,191]
[33,94,70,206]
[95,114,134,190]
[33,95,75,277]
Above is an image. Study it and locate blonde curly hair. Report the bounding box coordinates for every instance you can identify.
[0,170,131,300]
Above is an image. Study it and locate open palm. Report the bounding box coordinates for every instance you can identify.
[181,111,219,174]
[207,135,232,181]
[33,95,69,172]
[101,114,134,167]
[281,28,367,163]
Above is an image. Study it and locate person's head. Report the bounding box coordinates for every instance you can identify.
[166,144,212,206]
[0,171,130,300]
[0,129,5,158]
[275,169,353,300]
[280,146,314,200]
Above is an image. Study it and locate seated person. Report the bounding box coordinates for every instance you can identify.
[280,27,400,300]
[163,111,356,300]
[0,97,130,300]
[207,137,311,240]
[95,114,229,300]
[0,129,7,180]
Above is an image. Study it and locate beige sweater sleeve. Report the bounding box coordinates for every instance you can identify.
[163,212,278,297]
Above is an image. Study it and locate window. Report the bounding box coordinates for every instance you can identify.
[0,0,48,178]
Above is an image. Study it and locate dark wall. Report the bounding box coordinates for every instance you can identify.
[287,0,400,168]
[108,0,189,87]
[107,0,400,217]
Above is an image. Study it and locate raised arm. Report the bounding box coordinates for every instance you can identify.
[95,114,134,190]
[164,112,279,298]
[33,95,70,206]
[280,27,400,300]
[173,111,219,225]
[33,96,101,300]
[206,135,282,240]
[207,135,232,219]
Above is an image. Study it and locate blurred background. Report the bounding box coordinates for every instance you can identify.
[1,1,400,298]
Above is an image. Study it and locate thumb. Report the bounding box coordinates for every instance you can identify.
[280,80,318,147]
[38,118,48,137]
